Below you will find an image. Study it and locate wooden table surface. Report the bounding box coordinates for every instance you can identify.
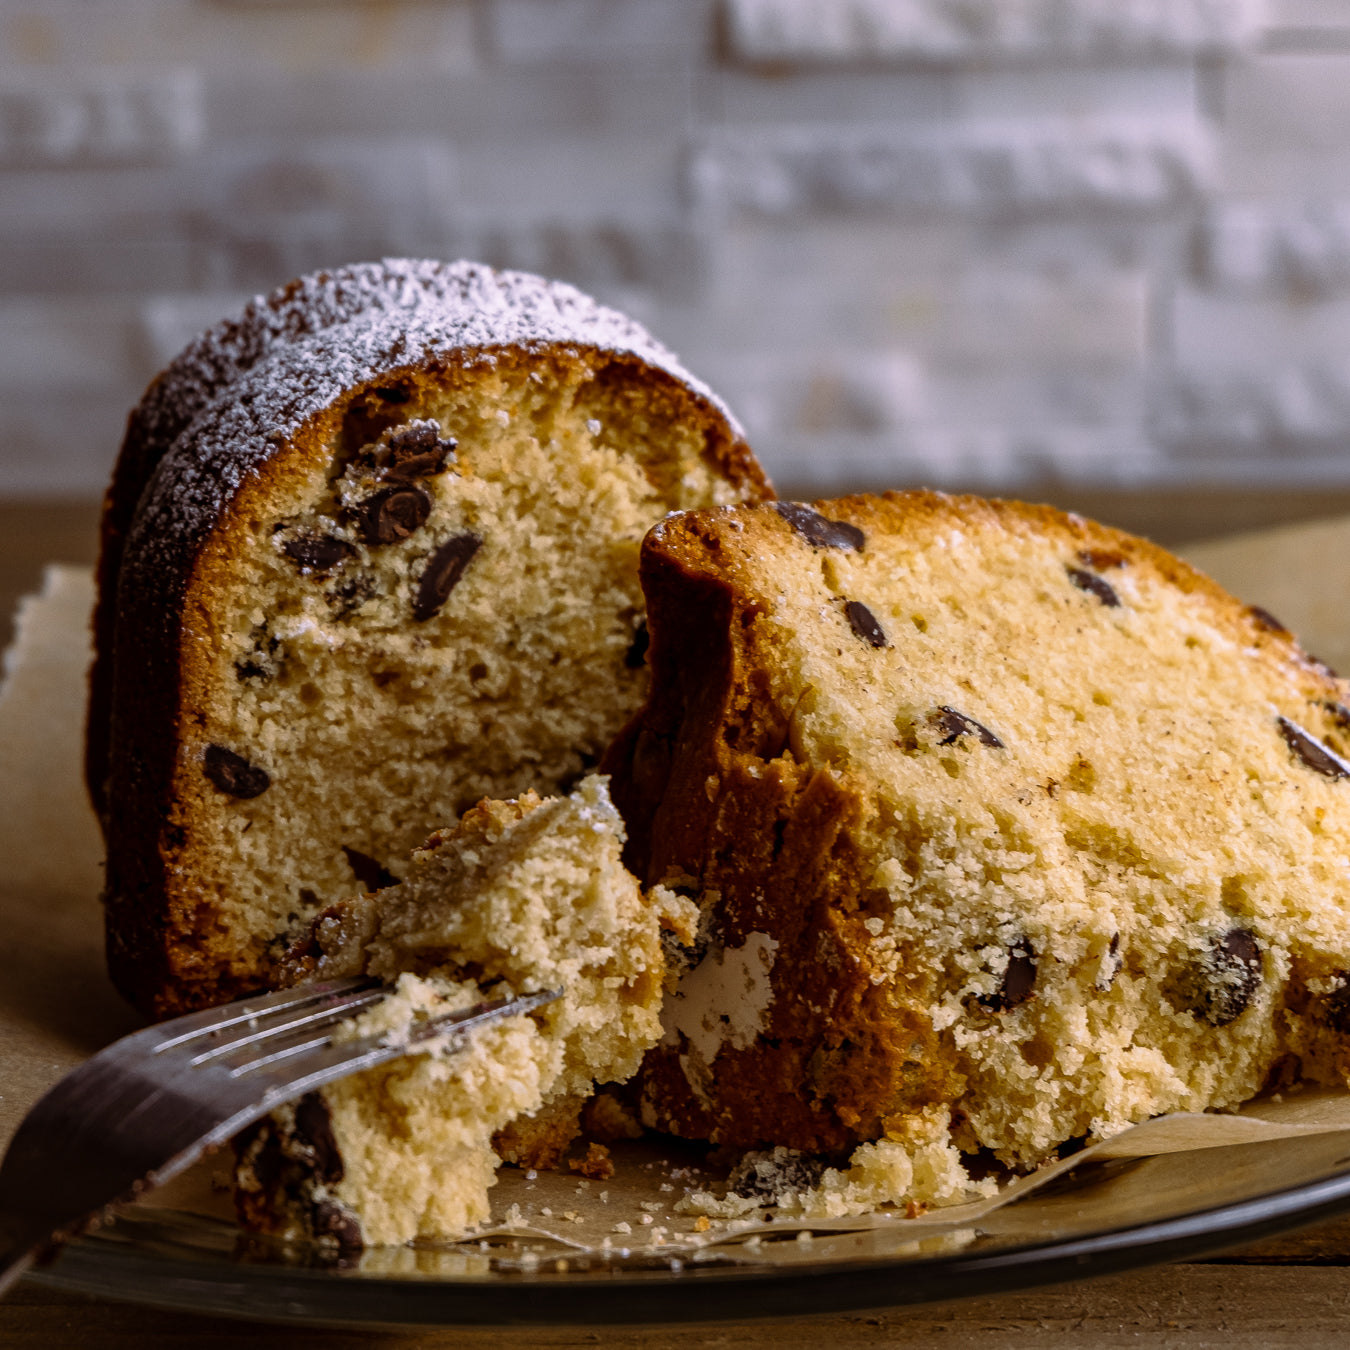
[8,493,1350,1348]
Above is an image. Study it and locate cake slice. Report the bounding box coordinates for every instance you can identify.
[235,776,694,1247]
[90,259,769,1017]
[607,491,1350,1209]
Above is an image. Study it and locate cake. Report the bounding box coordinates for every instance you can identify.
[89,259,769,1018]
[605,491,1350,1211]
[235,775,695,1247]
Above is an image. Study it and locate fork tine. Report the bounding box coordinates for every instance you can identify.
[221,987,561,1088]
[184,988,389,1066]
[150,975,383,1053]
[223,1030,342,1076]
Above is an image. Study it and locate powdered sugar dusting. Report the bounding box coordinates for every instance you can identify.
[123,258,746,595]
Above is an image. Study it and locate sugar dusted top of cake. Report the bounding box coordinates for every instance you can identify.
[136,258,738,457]
[123,259,745,598]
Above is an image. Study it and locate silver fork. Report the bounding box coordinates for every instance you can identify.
[0,975,559,1295]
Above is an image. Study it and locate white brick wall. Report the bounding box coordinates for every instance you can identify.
[3,0,1350,496]
[485,0,711,61]
[724,0,1266,63]
[687,120,1214,215]
[0,69,202,166]
[1198,201,1350,295]
[0,299,145,392]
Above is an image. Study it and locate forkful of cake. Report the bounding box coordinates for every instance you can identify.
[0,976,560,1297]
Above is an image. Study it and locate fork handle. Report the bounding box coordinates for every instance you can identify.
[0,1216,46,1299]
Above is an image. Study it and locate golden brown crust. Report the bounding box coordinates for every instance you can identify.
[102,413,341,1014]
[492,1094,585,1170]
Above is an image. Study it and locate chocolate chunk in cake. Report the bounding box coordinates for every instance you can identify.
[355,486,431,545]
[933,706,1003,748]
[1066,565,1121,608]
[1191,928,1262,1027]
[414,532,482,622]
[203,744,270,799]
[1278,716,1350,780]
[280,534,354,573]
[844,600,888,648]
[978,939,1037,1011]
[773,501,864,551]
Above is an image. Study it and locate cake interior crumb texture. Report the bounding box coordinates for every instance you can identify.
[236,776,695,1246]
[206,355,728,955]
[95,260,767,1015]
[614,492,1350,1213]
[116,366,759,1011]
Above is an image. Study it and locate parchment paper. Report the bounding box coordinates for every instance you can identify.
[8,522,1350,1269]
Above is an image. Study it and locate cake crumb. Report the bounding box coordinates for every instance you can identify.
[568,1142,615,1180]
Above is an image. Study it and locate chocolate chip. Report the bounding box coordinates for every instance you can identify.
[1193,928,1262,1026]
[1077,548,1126,571]
[773,501,865,551]
[311,1199,364,1251]
[355,485,431,545]
[1067,566,1121,608]
[383,452,450,484]
[845,599,888,648]
[203,744,270,798]
[342,846,398,892]
[382,422,456,483]
[1248,605,1289,634]
[280,534,354,572]
[729,1149,831,1202]
[235,1118,284,1194]
[294,1092,344,1185]
[625,617,649,669]
[387,421,444,453]
[1278,715,1350,780]
[934,706,1004,748]
[414,532,482,621]
[1321,974,1350,1034]
[979,939,1036,1011]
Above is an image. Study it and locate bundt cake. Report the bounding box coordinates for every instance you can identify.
[605,491,1350,1209]
[235,776,694,1247]
[89,259,769,1018]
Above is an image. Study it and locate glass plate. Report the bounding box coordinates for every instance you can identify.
[28,1130,1350,1328]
